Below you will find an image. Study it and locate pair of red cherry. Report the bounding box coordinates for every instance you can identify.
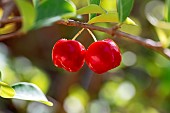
[52,38,121,74]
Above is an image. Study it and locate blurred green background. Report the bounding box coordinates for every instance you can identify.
[1,0,170,113]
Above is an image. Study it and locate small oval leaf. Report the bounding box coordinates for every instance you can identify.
[100,0,117,12]
[0,9,16,35]
[88,13,136,25]
[88,0,101,19]
[35,0,76,29]
[117,0,134,22]
[0,81,15,98]
[88,13,119,24]
[12,82,53,106]
[0,23,16,35]
[77,4,105,15]
[125,17,137,25]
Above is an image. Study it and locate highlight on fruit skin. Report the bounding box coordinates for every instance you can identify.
[52,39,86,72]
[85,39,122,74]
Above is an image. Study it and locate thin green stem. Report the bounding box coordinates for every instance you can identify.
[72,28,85,40]
[87,29,97,42]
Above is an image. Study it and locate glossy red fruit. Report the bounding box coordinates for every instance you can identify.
[85,39,121,74]
[52,39,86,72]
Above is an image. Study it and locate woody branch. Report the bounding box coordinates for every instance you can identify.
[0,17,170,60]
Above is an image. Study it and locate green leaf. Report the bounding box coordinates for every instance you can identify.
[0,81,15,98]
[88,13,136,25]
[88,0,101,19]
[35,0,76,29]
[12,82,53,106]
[88,0,101,5]
[165,0,170,22]
[100,0,117,12]
[88,13,118,24]
[117,0,134,22]
[15,0,36,32]
[32,0,39,7]
[120,17,141,36]
[77,4,105,15]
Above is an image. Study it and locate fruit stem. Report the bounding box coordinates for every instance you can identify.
[72,28,85,40]
[118,23,123,27]
[87,29,97,42]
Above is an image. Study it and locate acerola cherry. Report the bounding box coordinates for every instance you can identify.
[85,39,121,74]
[52,39,86,72]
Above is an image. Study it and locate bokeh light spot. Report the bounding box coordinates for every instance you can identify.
[122,51,137,66]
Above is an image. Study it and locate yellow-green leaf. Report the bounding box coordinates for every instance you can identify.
[15,0,36,32]
[77,4,105,15]
[88,13,119,24]
[100,0,117,12]
[88,13,136,25]
[88,0,101,19]
[0,81,15,98]
[0,9,16,35]
[125,17,137,25]
[155,28,169,48]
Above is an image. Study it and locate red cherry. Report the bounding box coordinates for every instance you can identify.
[52,39,86,72]
[85,39,121,74]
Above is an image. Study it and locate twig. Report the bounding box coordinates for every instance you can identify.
[115,31,170,59]
[56,20,112,34]
[0,17,22,24]
[0,31,23,41]
[0,0,15,27]
[56,20,170,59]
[0,17,170,59]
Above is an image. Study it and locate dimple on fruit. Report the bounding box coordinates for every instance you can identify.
[52,39,86,72]
[85,39,121,74]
